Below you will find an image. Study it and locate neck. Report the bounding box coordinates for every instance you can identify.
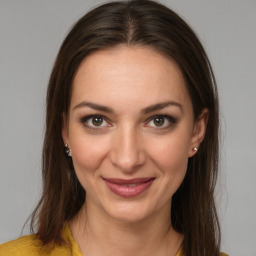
[70,200,183,256]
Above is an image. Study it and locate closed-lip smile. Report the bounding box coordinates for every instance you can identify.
[103,177,155,197]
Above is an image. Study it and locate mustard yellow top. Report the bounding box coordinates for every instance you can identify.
[0,224,227,256]
[0,224,81,256]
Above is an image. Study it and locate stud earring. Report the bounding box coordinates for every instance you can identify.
[64,144,71,156]
[193,147,198,152]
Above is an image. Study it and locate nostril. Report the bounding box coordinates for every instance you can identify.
[109,150,146,172]
[109,131,146,171]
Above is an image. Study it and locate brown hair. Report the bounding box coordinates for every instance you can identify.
[30,1,220,255]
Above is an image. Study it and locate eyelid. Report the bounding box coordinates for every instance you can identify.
[144,115,178,128]
[80,115,111,129]
[80,114,178,130]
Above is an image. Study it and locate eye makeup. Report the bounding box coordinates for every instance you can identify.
[80,115,111,130]
[79,113,179,132]
[144,114,179,130]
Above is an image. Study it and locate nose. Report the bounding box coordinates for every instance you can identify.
[109,125,146,173]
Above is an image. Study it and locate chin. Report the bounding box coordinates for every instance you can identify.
[102,200,158,223]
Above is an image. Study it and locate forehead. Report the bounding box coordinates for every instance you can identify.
[71,46,191,111]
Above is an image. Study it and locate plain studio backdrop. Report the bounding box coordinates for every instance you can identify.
[0,1,255,255]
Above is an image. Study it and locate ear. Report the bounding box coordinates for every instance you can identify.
[188,108,209,157]
[62,113,69,146]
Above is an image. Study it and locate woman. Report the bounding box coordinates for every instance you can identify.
[0,0,227,255]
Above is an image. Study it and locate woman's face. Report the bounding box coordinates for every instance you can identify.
[63,46,207,222]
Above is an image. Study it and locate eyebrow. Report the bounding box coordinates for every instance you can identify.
[141,101,183,114]
[73,101,183,114]
[73,101,114,113]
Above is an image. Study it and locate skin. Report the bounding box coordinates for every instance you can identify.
[62,46,208,256]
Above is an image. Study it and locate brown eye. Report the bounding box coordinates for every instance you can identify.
[153,117,165,127]
[92,116,103,126]
[146,115,177,129]
[81,115,109,128]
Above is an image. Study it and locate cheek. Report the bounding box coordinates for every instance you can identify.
[149,133,190,167]
[69,134,111,195]
[147,133,190,191]
[149,137,189,200]
[70,133,110,174]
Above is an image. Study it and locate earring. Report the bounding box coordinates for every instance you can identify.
[64,144,71,156]
[193,147,198,152]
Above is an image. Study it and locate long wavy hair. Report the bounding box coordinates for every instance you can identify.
[30,1,220,255]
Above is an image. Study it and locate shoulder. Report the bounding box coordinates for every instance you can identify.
[175,249,228,256]
[0,234,72,256]
[176,249,229,256]
[0,235,42,256]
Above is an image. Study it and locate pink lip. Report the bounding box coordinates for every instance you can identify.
[103,177,155,198]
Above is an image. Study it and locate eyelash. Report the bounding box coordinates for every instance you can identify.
[80,115,110,130]
[145,115,178,129]
[80,114,178,130]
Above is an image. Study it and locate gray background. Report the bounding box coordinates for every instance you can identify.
[0,0,255,255]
